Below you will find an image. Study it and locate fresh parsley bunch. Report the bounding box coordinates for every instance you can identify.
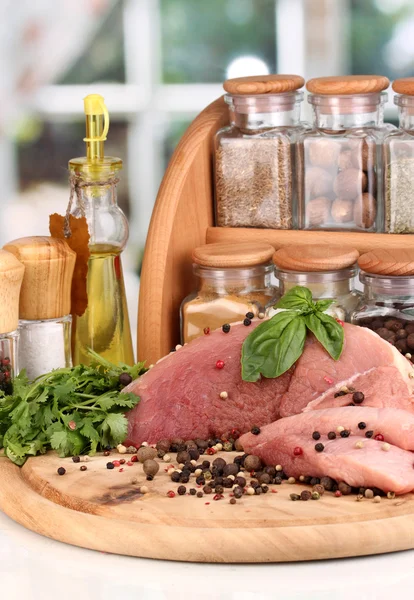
[0,351,146,465]
[241,286,344,382]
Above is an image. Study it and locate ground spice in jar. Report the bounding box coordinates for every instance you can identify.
[385,158,414,233]
[181,243,279,343]
[215,136,293,229]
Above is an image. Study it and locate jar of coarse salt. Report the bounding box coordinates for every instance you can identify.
[0,249,25,393]
[273,244,361,322]
[180,242,280,343]
[3,237,76,381]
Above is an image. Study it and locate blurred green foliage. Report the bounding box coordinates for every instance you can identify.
[161,0,276,83]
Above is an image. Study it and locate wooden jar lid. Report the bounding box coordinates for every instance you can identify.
[3,236,76,320]
[392,78,414,95]
[0,250,25,334]
[358,249,414,276]
[193,242,275,268]
[223,74,305,95]
[273,245,359,272]
[306,75,390,95]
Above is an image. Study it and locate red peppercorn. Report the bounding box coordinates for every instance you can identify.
[203,327,210,335]
[230,428,241,439]
[119,468,124,472]
[374,434,384,441]
[293,446,303,456]
[215,360,225,369]
[213,493,224,501]
[131,455,138,462]
[127,461,133,466]
[167,490,176,498]
[206,447,217,455]
[334,490,342,497]
[68,420,77,430]
[119,459,126,465]
[112,460,121,467]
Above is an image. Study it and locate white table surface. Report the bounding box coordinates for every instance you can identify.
[1,510,413,600]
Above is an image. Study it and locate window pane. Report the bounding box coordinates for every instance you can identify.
[161,0,276,83]
[351,0,414,79]
[59,1,125,84]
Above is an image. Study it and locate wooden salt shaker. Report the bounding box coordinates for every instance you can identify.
[0,249,25,390]
[3,237,76,380]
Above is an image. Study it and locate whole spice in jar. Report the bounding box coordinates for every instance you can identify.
[215,75,305,229]
[181,242,279,343]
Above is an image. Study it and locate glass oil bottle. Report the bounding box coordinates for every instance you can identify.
[68,94,134,366]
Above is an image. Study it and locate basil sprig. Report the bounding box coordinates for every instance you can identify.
[241,286,344,382]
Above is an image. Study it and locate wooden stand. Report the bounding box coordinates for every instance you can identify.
[137,97,414,365]
[0,250,25,334]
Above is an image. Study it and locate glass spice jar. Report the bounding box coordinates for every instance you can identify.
[273,245,361,321]
[384,78,414,233]
[298,75,392,232]
[352,249,414,361]
[214,74,306,229]
[0,249,25,393]
[180,242,279,343]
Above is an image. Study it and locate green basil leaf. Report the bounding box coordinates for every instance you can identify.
[241,311,307,382]
[314,299,334,313]
[304,312,344,361]
[276,286,313,311]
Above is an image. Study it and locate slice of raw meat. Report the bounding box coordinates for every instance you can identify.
[279,323,414,417]
[125,321,292,445]
[240,406,414,451]
[240,433,414,494]
[304,366,414,413]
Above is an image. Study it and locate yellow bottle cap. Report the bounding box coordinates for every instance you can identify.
[83,94,109,142]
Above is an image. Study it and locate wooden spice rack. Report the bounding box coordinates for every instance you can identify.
[137,97,414,365]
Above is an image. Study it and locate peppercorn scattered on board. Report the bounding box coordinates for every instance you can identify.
[0,450,413,562]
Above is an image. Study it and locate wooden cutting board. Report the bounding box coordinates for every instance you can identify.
[0,451,413,563]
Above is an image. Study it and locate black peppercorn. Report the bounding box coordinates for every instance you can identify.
[105,445,112,451]
[338,481,352,495]
[334,391,347,398]
[215,485,224,494]
[72,456,80,463]
[223,478,233,488]
[80,465,87,472]
[202,460,211,468]
[203,485,212,494]
[340,430,350,438]
[251,426,261,435]
[358,422,367,430]
[261,485,269,493]
[106,462,115,469]
[243,318,252,326]
[255,486,262,495]
[353,391,365,404]
[223,463,239,477]
[177,485,186,495]
[189,488,197,496]
[320,476,335,491]
[222,323,231,333]
[310,477,320,486]
[171,471,181,483]
[327,431,336,440]
[196,491,203,498]
[365,430,374,438]
[315,443,324,452]
[312,431,321,440]
[196,476,205,485]
[274,477,282,485]
[146,475,154,481]
[188,448,200,461]
[57,467,66,476]
[233,486,243,499]
[119,372,133,386]
[180,475,190,484]
[245,312,254,320]
[301,490,312,501]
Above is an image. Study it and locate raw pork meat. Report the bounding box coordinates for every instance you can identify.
[279,324,414,417]
[239,406,414,451]
[125,321,414,445]
[240,432,414,494]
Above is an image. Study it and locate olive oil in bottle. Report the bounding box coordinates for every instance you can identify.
[72,245,134,365]
[69,94,134,366]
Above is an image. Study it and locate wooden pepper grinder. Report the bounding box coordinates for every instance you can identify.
[0,249,25,392]
[3,236,76,381]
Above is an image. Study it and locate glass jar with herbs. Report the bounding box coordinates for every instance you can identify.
[214,74,306,229]
[297,75,392,232]
[180,242,279,343]
[273,245,361,321]
[352,249,414,362]
[384,78,414,233]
